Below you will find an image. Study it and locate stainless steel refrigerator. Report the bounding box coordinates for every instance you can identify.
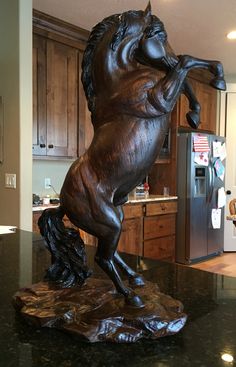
[176,132,226,264]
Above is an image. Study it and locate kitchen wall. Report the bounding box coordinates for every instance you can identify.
[226,75,236,83]
[33,160,72,199]
[0,0,32,230]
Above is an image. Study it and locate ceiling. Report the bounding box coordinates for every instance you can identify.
[33,0,236,77]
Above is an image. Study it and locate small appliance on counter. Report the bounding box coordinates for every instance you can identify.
[32,194,41,206]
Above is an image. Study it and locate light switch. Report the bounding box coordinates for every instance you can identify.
[5,173,16,189]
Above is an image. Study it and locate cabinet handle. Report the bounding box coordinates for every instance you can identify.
[48,144,54,149]
[40,143,46,148]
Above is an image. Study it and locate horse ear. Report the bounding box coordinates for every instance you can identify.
[144,1,152,18]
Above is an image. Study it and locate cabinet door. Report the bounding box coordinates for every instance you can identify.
[46,40,78,158]
[178,79,217,133]
[118,217,143,256]
[33,34,47,156]
[144,235,175,261]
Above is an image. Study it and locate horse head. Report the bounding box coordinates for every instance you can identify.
[82,3,168,124]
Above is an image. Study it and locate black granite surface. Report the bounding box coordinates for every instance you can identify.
[1,230,236,366]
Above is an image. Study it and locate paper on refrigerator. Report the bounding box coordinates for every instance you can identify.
[194,152,209,166]
[211,209,221,229]
[212,141,227,161]
[217,187,226,208]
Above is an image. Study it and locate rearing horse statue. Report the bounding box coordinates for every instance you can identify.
[38,4,226,307]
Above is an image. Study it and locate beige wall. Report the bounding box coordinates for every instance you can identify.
[0,0,32,230]
[33,160,71,198]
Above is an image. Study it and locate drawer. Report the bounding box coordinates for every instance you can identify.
[123,204,143,219]
[144,235,175,261]
[145,201,177,216]
[144,214,176,240]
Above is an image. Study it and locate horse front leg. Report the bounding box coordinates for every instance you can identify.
[183,80,201,129]
[161,53,201,128]
[179,55,226,91]
[150,55,226,115]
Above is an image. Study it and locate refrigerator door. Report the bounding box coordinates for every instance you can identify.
[207,135,225,255]
[176,132,208,263]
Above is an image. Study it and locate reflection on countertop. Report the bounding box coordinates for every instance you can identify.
[33,194,177,212]
[1,229,236,366]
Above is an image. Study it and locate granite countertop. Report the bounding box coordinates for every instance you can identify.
[1,229,236,366]
[33,195,177,211]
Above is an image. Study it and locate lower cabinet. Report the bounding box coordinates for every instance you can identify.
[118,204,143,256]
[33,199,177,261]
[118,200,177,262]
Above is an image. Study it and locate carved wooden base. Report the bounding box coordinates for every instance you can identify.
[13,278,187,343]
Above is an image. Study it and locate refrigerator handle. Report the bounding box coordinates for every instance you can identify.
[207,164,214,202]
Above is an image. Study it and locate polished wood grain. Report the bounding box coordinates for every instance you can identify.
[189,252,236,277]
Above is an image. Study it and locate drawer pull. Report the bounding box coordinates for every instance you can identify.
[48,144,54,149]
[40,143,46,148]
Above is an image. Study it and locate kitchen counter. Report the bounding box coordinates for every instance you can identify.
[1,229,236,366]
[32,195,177,211]
[127,194,177,204]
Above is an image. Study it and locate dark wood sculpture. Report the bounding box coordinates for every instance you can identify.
[38,4,226,309]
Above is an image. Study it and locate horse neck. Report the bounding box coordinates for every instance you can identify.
[94,39,138,91]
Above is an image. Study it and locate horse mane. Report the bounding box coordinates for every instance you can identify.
[81,14,120,118]
[81,11,146,120]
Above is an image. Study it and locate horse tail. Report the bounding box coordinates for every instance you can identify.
[38,206,92,288]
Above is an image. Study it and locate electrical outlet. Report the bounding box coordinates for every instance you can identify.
[5,173,16,189]
[45,178,51,189]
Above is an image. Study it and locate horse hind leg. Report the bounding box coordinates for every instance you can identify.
[113,206,145,286]
[94,205,145,308]
[114,251,145,286]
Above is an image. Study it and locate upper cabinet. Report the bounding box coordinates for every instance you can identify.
[32,10,93,159]
[176,73,217,133]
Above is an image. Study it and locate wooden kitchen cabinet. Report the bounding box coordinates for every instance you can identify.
[177,77,217,133]
[118,204,143,256]
[33,34,78,158]
[143,202,177,262]
[118,200,177,261]
[33,10,92,159]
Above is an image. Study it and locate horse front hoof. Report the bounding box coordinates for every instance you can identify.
[125,293,145,308]
[210,77,226,91]
[129,275,145,287]
[186,111,200,129]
